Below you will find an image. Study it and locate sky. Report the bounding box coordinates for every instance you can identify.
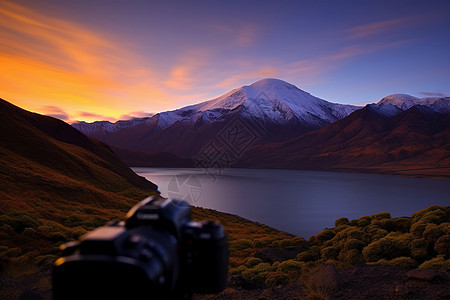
[1,0,449,123]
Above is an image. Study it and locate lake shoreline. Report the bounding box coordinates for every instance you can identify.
[130,164,450,180]
[133,167,450,238]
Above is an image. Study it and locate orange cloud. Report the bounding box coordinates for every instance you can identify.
[164,49,212,91]
[0,0,169,122]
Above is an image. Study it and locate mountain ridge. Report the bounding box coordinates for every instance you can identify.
[239,104,450,178]
[0,98,158,221]
[72,78,361,157]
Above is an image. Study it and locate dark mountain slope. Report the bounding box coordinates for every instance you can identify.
[0,98,158,242]
[0,99,156,192]
[239,105,450,178]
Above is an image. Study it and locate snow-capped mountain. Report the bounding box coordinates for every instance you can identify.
[72,78,362,158]
[74,78,360,134]
[377,94,450,113]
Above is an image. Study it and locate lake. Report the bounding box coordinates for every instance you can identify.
[133,168,450,238]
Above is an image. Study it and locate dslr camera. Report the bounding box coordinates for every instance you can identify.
[52,197,228,299]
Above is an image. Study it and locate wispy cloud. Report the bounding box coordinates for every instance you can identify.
[164,49,212,90]
[345,15,436,39]
[77,112,117,123]
[419,92,447,98]
[42,106,70,121]
[119,111,154,120]
[214,22,261,47]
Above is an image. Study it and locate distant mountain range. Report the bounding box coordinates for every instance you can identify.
[72,79,450,178]
[72,79,360,157]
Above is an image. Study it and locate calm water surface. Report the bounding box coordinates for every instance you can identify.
[133,168,450,238]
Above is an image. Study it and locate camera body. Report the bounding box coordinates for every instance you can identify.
[52,197,228,299]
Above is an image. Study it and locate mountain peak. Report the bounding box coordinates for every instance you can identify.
[377,94,420,109]
[250,78,296,89]
[377,94,450,112]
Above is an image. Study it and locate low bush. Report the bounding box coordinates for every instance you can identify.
[411,206,449,225]
[339,249,363,265]
[423,224,443,243]
[434,235,450,258]
[362,237,409,262]
[310,229,335,246]
[241,262,276,284]
[277,259,303,275]
[373,257,417,269]
[419,255,450,272]
[372,212,391,221]
[246,257,263,268]
[356,216,372,228]
[265,271,290,286]
[297,246,321,262]
[410,238,429,261]
[321,246,339,261]
[335,217,349,227]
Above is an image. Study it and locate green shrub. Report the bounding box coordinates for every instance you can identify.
[419,255,450,272]
[365,226,388,241]
[296,246,321,262]
[335,217,349,227]
[422,224,443,243]
[349,219,359,227]
[434,235,450,258]
[277,237,307,247]
[362,237,409,262]
[410,222,427,236]
[338,249,363,265]
[254,237,276,248]
[229,265,247,276]
[310,229,335,246]
[391,218,411,233]
[231,239,253,251]
[439,223,450,235]
[277,260,303,275]
[410,238,429,261]
[246,257,263,267]
[357,216,372,227]
[372,212,391,221]
[332,227,366,245]
[321,247,339,261]
[343,239,366,251]
[411,206,449,225]
[374,257,417,269]
[265,271,290,286]
[241,262,276,283]
[0,214,41,233]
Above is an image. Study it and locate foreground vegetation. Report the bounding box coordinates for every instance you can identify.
[1,203,448,299]
[226,205,450,288]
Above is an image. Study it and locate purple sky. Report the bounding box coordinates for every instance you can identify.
[1,0,449,122]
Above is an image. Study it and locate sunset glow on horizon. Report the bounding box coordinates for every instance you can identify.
[1,0,449,123]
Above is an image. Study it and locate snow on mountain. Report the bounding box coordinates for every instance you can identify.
[73,79,361,135]
[367,103,404,117]
[72,117,152,135]
[377,94,450,113]
[152,78,361,129]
